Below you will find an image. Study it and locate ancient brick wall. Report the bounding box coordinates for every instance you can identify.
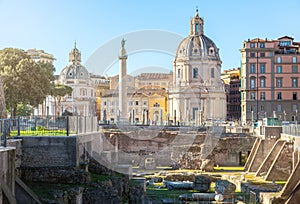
[18,136,77,168]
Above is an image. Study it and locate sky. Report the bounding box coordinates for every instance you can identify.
[0,0,300,76]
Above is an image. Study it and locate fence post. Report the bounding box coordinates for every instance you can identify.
[66,116,69,136]
[17,116,20,136]
[3,119,7,147]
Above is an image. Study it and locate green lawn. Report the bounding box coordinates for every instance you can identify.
[213,166,245,171]
[10,130,75,136]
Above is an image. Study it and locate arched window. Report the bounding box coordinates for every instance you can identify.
[193,68,198,78]
[195,23,199,32]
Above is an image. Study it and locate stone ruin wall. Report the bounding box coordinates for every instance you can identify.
[103,131,255,168]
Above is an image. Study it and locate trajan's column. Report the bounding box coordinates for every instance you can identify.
[118,39,128,121]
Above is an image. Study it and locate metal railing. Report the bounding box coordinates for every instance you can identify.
[282,124,300,136]
[0,116,98,145]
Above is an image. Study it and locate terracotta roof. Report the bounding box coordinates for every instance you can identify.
[137,73,171,79]
[278,36,294,40]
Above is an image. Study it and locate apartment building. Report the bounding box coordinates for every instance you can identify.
[240,36,300,124]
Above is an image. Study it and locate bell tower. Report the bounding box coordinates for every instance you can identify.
[190,9,204,36]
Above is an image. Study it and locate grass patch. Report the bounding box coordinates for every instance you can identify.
[10,130,76,136]
[275,181,287,185]
[213,166,245,171]
[90,173,111,182]
[147,187,198,199]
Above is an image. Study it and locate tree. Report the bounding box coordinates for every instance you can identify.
[51,84,73,116]
[0,48,55,116]
[16,103,32,116]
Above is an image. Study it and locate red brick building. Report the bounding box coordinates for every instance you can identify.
[222,68,241,121]
[240,36,300,124]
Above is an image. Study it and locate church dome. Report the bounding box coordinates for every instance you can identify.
[59,63,89,81]
[175,9,220,60]
[176,35,220,59]
[59,43,90,82]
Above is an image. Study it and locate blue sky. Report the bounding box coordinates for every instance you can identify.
[0,0,300,76]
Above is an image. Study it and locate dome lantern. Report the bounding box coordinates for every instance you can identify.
[190,8,204,36]
[69,41,81,63]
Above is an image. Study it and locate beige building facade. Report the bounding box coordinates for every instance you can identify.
[27,48,56,64]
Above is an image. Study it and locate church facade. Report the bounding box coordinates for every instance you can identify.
[58,43,96,116]
[168,9,226,125]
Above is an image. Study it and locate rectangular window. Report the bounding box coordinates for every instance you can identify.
[250,43,255,48]
[276,66,282,73]
[250,52,255,57]
[129,101,133,106]
[293,92,297,100]
[279,41,291,46]
[250,78,256,89]
[260,43,265,48]
[192,107,198,120]
[293,104,298,111]
[292,56,297,63]
[135,101,139,105]
[177,69,181,78]
[250,63,256,74]
[277,57,282,63]
[292,66,298,73]
[250,92,255,100]
[276,78,282,87]
[277,104,282,112]
[193,68,198,78]
[211,68,215,78]
[260,92,265,100]
[260,77,265,88]
[260,52,265,57]
[104,101,107,106]
[277,92,282,100]
[292,78,298,87]
[260,63,265,73]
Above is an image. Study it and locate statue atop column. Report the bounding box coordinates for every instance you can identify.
[121,38,126,49]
